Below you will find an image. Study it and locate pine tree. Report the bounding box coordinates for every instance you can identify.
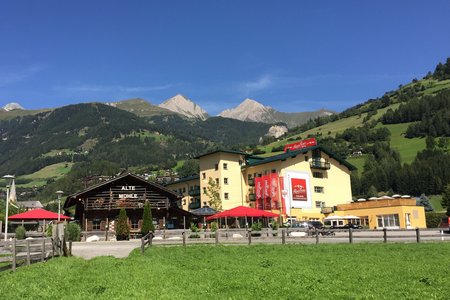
[442,184,450,217]
[116,208,130,241]
[141,202,155,235]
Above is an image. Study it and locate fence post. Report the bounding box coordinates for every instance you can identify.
[69,240,72,257]
[41,238,46,261]
[383,228,387,243]
[215,229,219,245]
[416,228,420,243]
[282,229,286,244]
[12,238,16,272]
[182,231,186,247]
[149,232,153,247]
[141,235,145,254]
[349,228,353,244]
[315,229,320,244]
[26,239,31,265]
[248,230,252,245]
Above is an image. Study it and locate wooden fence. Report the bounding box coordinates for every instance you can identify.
[0,237,62,272]
[141,228,450,253]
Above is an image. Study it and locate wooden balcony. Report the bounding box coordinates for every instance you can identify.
[310,161,331,170]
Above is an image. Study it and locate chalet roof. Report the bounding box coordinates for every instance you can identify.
[244,145,357,171]
[64,172,181,208]
[194,149,253,159]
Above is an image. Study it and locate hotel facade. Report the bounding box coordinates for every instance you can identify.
[167,141,427,229]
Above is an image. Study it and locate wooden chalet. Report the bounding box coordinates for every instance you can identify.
[63,173,192,234]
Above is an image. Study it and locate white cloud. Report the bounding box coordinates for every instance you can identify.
[240,74,272,95]
[0,65,45,87]
[57,83,176,93]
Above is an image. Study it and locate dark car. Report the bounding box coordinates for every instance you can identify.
[307,221,323,229]
[342,223,362,229]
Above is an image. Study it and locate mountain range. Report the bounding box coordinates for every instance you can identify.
[2,94,333,128]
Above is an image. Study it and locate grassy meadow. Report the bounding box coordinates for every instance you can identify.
[0,243,449,299]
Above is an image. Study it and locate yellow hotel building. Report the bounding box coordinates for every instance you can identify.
[167,145,427,228]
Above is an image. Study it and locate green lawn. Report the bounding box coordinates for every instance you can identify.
[17,162,73,187]
[0,243,449,299]
[347,155,366,176]
[430,195,445,212]
[382,123,426,164]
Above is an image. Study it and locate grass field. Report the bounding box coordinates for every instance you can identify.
[0,243,448,299]
[430,195,445,212]
[381,123,426,164]
[16,162,73,187]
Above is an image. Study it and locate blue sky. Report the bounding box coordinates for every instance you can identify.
[1,1,450,115]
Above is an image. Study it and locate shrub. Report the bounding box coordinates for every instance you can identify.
[210,222,218,232]
[15,226,26,240]
[46,225,53,237]
[65,222,81,241]
[189,223,200,238]
[251,222,262,237]
[141,202,154,235]
[425,212,447,228]
[116,208,130,241]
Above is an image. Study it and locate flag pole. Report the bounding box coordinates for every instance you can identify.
[3,175,15,241]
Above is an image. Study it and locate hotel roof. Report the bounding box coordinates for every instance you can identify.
[244,145,357,171]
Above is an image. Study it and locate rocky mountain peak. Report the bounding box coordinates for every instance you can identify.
[218,98,274,122]
[158,94,208,120]
[2,102,24,111]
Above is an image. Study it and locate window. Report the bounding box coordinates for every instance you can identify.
[271,169,277,173]
[131,219,139,230]
[314,186,324,193]
[214,163,219,171]
[360,216,369,227]
[223,163,228,170]
[224,193,229,200]
[377,214,399,228]
[305,155,309,162]
[202,173,206,180]
[315,201,323,208]
[215,178,219,185]
[182,187,186,193]
[203,187,207,194]
[93,219,101,230]
[313,172,323,178]
[224,178,228,185]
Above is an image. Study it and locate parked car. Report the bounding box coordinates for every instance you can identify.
[342,223,362,229]
[307,221,323,229]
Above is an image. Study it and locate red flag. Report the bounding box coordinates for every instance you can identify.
[263,174,270,210]
[255,176,263,210]
[270,173,279,209]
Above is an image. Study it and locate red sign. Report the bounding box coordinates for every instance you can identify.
[291,178,307,201]
[284,138,317,152]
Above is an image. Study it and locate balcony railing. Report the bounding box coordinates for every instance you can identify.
[188,188,200,196]
[189,201,201,210]
[310,161,331,170]
[321,207,334,214]
[248,193,256,201]
[248,178,255,186]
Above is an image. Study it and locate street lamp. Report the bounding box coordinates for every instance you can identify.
[56,190,64,222]
[3,175,15,241]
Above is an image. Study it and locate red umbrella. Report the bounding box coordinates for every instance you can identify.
[206,205,279,221]
[9,208,70,220]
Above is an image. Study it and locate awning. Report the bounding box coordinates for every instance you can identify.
[206,206,279,221]
[324,215,344,220]
[343,215,360,219]
[191,206,217,216]
[8,209,70,220]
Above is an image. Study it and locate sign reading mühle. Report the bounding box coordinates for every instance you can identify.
[118,186,138,199]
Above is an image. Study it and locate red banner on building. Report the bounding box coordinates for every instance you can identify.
[283,138,317,152]
[291,178,307,201]
[263,174,270,210]
[270,173,279,209]
[255,176,263,210]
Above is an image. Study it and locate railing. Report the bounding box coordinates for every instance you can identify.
[310,161,331,170]
[188,189,200,196]
[138,228,449,253]
[189,201,201,210]
[248,193,256,201]
[0,237,61,272]
[248,178,255,186]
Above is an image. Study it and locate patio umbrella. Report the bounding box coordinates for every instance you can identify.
[324,215,344,220]
[342,215,360,219]
[206,205,279,221]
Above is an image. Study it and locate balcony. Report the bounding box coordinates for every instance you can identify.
[321,207,334,214]
[310,160,331,170]
[248,178,255,186]
[188,188,200,196]
[248,193,256,201]
[189,200,201,210]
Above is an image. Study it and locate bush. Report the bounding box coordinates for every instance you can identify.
[141,202,154,235]
[425,212,447,228]
[189,223,200,238]
[116,208,130,241]
[251,222,262,236]
[210,222,218,232]
[46,225,53,237]
[65,222,81,241]
[15,226,26,240]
